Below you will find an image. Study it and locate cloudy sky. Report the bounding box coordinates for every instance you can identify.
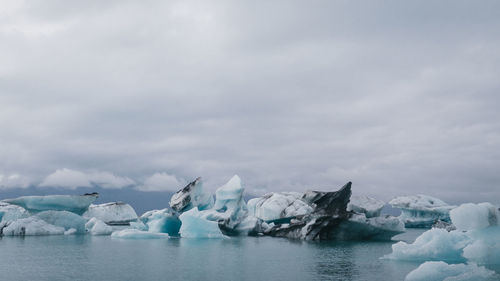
[1,0,499,204]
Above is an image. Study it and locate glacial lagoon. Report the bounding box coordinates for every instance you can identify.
[0,230,425,281]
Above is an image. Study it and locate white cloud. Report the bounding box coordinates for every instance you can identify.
[136,172,185,192]
[0,173,31,189]
[39,168,134,189]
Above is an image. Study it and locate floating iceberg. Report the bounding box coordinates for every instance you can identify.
[405,261,498,281]
[179,208,227,238]
[85,217,113,235]
[265,182,354,240]
[178,175,250,237]
[384,228,471,262]
[389,195,455,228]
[35,210,87,234]
[140,208,181,236]
[2,193,98,215]
[169,177,214,212]
[247,192,313,222]
[111,229,170,239]
[386,202,500,280]
[347,195,385,218]
[246,182,403,240]
[0,202,29,222]
[0,217,65,236]
[450,202,499,231]
[83,202,138,225]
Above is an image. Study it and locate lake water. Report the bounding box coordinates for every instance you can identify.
[0,229,425,281]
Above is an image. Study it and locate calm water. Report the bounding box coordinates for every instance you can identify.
[0,230,425,281]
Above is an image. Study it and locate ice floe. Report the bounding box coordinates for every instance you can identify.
[2,193,98,215]
[389,195,455,228]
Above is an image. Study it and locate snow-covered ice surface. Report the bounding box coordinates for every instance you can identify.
[347,195,385,218]
[2,194,98,215]
[389,195,456,228]
[83,202,138,224]
[385,202,500,280]
[111,229,170,239]
[405,261,498,281]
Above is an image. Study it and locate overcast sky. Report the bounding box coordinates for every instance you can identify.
[1,0,499,204]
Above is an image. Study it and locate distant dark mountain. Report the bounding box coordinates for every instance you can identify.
[0,186,174,216]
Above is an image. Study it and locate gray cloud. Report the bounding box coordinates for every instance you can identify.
[1,0,500,204]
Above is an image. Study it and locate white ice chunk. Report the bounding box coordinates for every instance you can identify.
[247,192,313,221]
[64,228,77,235]
[384,228,471,262]
[2,194,98,215]
[405,261,498,281]
[140,208,181,235]
[347,195,385,218]
[386,202,500,266]
[35,210,87,233]
[83,202,138,224]
[178,208,227,238]
[450,202,500,231]
[85,217,113,235]
[1,217,65,236]
[462,226,500,265]
[111,229,169,239]
[389,195,455,228]
[0,202,29,222]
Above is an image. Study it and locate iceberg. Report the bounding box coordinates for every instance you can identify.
[389,195,455,228]
[384,228,471,262]
[178,208,227,238]
[386,202,500,280]
[405,261,498,281]
[247,192,313,222]
[178,175,249,238]
[0,202,29,222]
[111,229,170,239]
[139,208,181,236]
[347,195,385,218]
[265,182,353,240]
[169,177,214,212]
[35,210,87,234]
[0,217,65,236]
[85,217,113,235]
[249,182,403,240]
[2,193,98,215]
[83,202,138,225]
[449,202,499,231]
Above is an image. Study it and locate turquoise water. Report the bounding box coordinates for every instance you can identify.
[0,230,424,281]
